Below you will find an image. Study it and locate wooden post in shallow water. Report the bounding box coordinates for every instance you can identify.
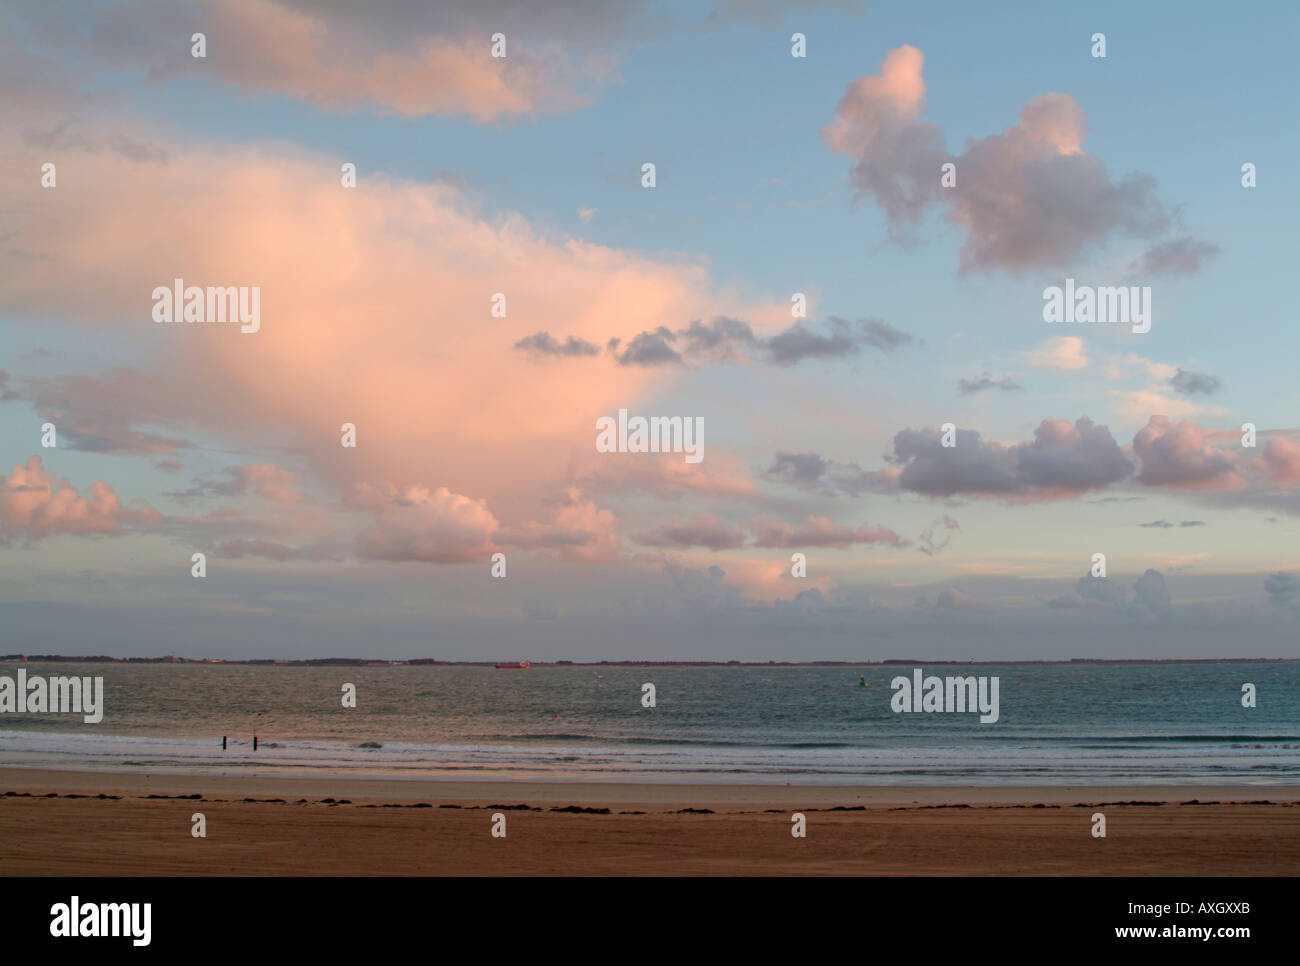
[253,735,258,751]
[222,735,227,750]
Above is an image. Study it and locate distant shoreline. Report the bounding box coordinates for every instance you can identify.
[2,656,1297,667]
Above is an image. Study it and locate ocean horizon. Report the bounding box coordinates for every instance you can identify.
[2,661,1296,786]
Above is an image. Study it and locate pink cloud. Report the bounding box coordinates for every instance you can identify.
[664,557,835,605]
[751,513,906,549]
[1258,437,1300,484]
[195,6,602,122]
[0,455,161,540]
[0,129,765,555]
[499,488,620,564]
[353,483,498,563]
[8,0,622,124]
[576,450,761,501]
[212,463,302,504]
[1132,416,1242,489]
[234,464,300,504]
[822,45,928,156]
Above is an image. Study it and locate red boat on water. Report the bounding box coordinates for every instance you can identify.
[494,660,532,669]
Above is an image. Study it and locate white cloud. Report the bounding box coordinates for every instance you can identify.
[1022,336,1088,371]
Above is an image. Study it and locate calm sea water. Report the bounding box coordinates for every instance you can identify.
[1,662,1297,785]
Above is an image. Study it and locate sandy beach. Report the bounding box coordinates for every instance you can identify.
[2,768,1297,876]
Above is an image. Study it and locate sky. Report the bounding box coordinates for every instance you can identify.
[1,0,1298,660]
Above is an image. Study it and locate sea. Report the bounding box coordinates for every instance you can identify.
[1,661,1297,786]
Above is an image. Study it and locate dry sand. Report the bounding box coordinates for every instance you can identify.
[1,768,1296,875]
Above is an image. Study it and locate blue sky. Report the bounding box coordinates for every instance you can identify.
[1,0,1298,659]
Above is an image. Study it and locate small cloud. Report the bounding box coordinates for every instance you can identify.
[1169,368,1221,396]
[766,452,828,487]
[916,514,960,555]
[610,316,915,369]
[634,515,745,551]
[1023,336,1088,371]
[751,513,907,549]
[1128,236,1220,278]
[765,317,916,365]
[1,455,161,541]
[956,374,1021,395]
[174,463,302,504]
[513,332,601,359]
[764,451,895,497]
[578,206,599,223]
[608,328,686,366]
